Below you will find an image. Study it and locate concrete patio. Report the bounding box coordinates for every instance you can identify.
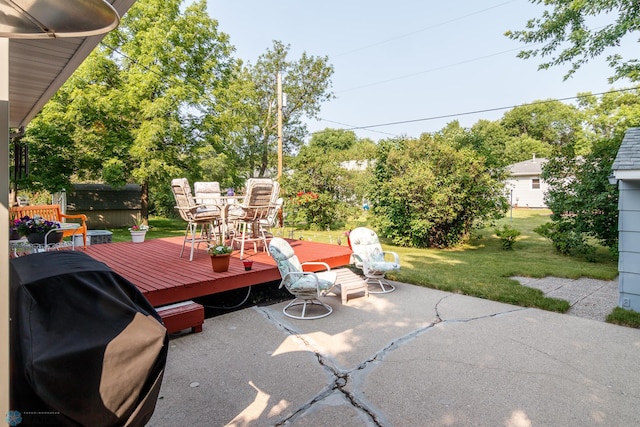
[148,277,639,426]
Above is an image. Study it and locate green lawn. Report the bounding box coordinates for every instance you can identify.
[108,209,639,327]
[109,216,186,242]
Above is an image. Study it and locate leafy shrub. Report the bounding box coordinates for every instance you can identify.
[534,222,596,261]
[369,137,508,248]
[301,192,337,230]
[542,137,620,253]
[285,191,352,231]
[495,225,521,250]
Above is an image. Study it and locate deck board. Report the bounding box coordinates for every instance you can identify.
[84,236,353,307]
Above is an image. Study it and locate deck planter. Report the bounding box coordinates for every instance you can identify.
[210,254,231,272]
[27,231,63,245]
[130,231,146,243]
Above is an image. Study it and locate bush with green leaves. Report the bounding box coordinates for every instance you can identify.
[369,136,508,248]
[495,225,521,250]
[534,222,597,261]
[284,191,353,231]
[542,137,620,255]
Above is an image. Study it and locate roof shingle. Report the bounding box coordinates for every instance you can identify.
[613,127,640,171]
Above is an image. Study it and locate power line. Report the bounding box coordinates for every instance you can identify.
[325,86,639,131]
[314,119,399,137]
[330,0,517,59]
[336,45,533,94]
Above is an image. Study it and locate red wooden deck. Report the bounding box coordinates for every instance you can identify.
[84,236,352,307]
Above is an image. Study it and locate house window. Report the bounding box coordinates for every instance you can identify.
[532,178,541,189]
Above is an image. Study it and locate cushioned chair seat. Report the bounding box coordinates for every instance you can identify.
[289,271,336,291]
[368,261,400,273]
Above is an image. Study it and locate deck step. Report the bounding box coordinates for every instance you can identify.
[156,301,204,334]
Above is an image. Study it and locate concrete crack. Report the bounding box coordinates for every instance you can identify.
[257,307,385,426]
[256,299,527,426]
[567,283,607,308]
[435,294,527,324]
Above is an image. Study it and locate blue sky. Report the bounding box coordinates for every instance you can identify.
[205,0,635,140]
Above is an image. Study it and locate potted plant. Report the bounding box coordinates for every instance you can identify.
[15,215,63,244]
[129,214,149,243]
[10,214,21,240]
[208,244,233,272]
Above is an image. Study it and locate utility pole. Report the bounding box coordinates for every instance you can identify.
[277,71,283,179]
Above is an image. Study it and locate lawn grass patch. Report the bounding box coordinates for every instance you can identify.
[109,216,185,242]
[606,307,640,328]
[107,209,623,322]
[289,209,618,315]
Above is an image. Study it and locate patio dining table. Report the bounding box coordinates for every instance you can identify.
[199,194,245,243]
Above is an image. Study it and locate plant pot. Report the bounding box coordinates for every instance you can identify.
[27,231,63,245]
[10,228,21,240]
[210,254,231,273]
[130,231,146,243]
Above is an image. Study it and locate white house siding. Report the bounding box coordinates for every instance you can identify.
[505,157,549,208]
[505,175,548,208]
[617,180,640,309]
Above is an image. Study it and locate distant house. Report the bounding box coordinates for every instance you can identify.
[340,159,371,171]
[611,126,640,313]
[505,156,549,208]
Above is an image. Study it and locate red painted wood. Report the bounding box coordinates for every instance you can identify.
[84,236,352,307]
[157,302,204,334]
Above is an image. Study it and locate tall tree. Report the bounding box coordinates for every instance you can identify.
[505,0,640,82]
[106,0,235,217]
[535,88,640,256]
[212,41,334,178]
[500,100,587,162]
[22,0,236,218]
[577,87,640,139]
[283,129,373,230]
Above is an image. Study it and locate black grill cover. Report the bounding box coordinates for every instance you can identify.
[10,251,168,426]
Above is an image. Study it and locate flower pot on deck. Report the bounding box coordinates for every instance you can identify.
[130,231,146,243]
[210,254,231,272]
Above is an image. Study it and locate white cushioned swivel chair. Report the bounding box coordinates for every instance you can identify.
[349,227,400,293]
[269,237,337,319]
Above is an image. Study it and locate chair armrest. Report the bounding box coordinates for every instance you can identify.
[350,253,365,268]
[382,250,400,264]
[59,212,87,226]
[175,205,205,215]
[301,261,331,272]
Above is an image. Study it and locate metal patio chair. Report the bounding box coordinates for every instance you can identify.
[171,178,219,261]
[228,178,275,259]
[269,237,337,319]
[349,227,400,293]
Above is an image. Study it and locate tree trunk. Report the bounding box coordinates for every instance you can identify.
[141,181,149,223]
[259,134,269,176]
